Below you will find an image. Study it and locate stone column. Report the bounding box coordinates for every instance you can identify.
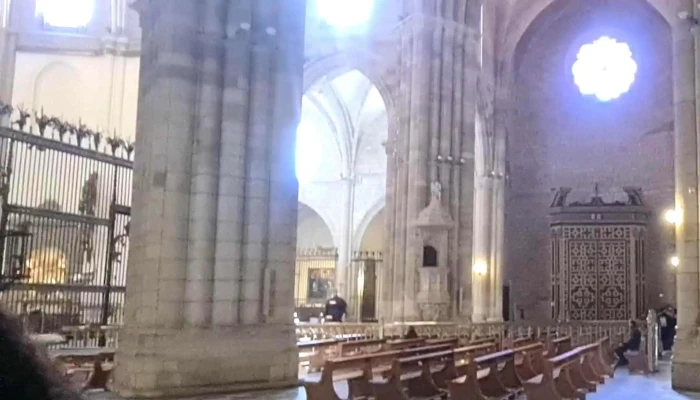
[487,83,509,322]
[113,0,305,397]
[381,1,481,322]
[339,176,356,318]
[472,174,492,322]
[0,0,15,102]
[672,0,700,391]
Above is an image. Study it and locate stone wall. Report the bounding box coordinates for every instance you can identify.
[505,0,674,320]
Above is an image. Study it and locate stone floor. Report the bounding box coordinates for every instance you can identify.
[89,360,700,400]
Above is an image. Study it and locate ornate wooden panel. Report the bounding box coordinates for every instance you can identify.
[550,187,648,322]
[562,227,632,320]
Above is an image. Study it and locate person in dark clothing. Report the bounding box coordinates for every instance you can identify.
[0,307,82,400]
[405,326,419,339]
[660,307,677,351]
[324,294,347,322]
[615,320,642,367]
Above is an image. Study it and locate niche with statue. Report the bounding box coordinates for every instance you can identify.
[413,182,453,321]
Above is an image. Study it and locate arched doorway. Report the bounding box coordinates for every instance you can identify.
[296,69,389,320]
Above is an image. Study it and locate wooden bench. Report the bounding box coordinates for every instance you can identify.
[428,342,499,388]
[523,341,611,400]
[546,335,572,356]
[304,342,458,400]
[503,335,534,350]
[50,347,116,392]
[300,339,358,372]
[448,342,544,400]
[370,350,454,400]
[339,338,386,357]
[625,347,650,374]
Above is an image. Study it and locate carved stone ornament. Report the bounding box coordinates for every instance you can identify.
[414,181,454,230]
[418,302,447,321]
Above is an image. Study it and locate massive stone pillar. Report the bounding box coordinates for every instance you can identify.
[113,0,305,397]
[672,0,700,391]
[382,1,481,322]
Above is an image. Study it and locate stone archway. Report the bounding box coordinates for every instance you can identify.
[297,202,335,249]
[297,66,390,304]
[499,0,674,69]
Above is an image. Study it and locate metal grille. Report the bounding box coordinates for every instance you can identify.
[0,110,132,339]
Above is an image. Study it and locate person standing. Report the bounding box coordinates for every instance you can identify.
[324,293,347,322]
[661,307,677,352]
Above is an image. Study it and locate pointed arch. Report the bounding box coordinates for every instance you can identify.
[353,199,385,250]
[297,202,336,249]
[33,62,83,121]
[499,0,673,73]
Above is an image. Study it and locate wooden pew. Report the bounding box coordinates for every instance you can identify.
[431,342,500,388]
[515,343,544,382]
[448,342,543,400]
[299,339,342,372]
[338,338,386,357]
[546,336,572,356]
[304,342,457,400]
[50,347,116,392]
[503,335,534,350]
[371,350,453,400]
[523,341,610,400]
[626,347,650,374]
[385,338,427,350]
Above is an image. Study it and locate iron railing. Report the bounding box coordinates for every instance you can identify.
[0,105,132,339]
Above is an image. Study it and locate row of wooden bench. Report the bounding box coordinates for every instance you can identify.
[298,336,516,373]
[303,334,620,400]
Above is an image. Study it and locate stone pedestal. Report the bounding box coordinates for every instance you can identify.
[114,327,297,398]
[112,0,305,397]
[412,182,454,321]
[416,267,450,320]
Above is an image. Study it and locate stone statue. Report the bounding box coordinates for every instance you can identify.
[622,187,644,206]
[550,187,572,207]
[430,181,442,202]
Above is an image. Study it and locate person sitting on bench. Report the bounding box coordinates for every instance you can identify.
[615,320,642,368]
[404,326,419,339]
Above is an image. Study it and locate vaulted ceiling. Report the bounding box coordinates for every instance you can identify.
[298,70,388,183]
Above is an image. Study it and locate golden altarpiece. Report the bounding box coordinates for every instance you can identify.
[549,187,649,321]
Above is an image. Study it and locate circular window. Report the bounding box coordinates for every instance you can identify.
[317,0,374,29]
[571,36,637,102]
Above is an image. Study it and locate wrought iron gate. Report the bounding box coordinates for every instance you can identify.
[0,108,133,334]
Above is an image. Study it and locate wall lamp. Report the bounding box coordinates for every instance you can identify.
[473,260,487,276]
[670,255,680,268]
[664,208,682,226]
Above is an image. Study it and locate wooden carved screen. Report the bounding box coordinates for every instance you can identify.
[564,227,629,320]
[550,187,648,321]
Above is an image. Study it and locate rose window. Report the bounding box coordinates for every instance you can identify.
[572,36,638,102]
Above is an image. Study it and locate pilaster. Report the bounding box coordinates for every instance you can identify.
[113,0,305,397]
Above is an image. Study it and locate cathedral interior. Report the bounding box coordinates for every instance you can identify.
[0,0,699,398]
